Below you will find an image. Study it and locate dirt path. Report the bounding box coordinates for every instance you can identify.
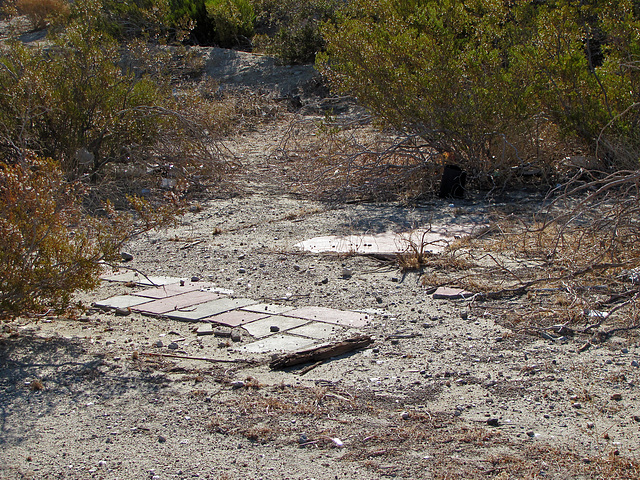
[2,47,640,480]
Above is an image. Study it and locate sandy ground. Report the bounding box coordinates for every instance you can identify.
[2,39,640,480]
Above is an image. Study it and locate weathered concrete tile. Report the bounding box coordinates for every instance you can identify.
[234,334,317,354]
[165,298,258,322]
[205,310,270,327]
[241,315,308,338]
[288,322,341,340]
[294,224,484,255]
[133,283,201,299]
[100,271,183,286]
[240,303,295,315]
[196,323,214,336]
[284,306,370,328]
[432,286,473,300]
[94,295,153,310]
[132,290,222,315]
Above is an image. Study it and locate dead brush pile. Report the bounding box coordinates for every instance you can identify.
[419,170,640,346]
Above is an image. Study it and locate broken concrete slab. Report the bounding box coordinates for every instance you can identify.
[234,334,317,354]
[205,310,270,327]
[165,298,258,322]
[240,303,295,315]
[196,323,214,336]
[284,306,370,328]
[241,315,309,339]
[294,224,482,255]
[432,286,473,300]
[94,295,153,310]
[132,290,223,315]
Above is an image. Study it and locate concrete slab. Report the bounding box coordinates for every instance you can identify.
[165,298,258,322]
[133,283,205,299]
[234,334,317,354]
[294,225,481,255]
[205,310,270,327]
[132,290,222,315]
[94,295,153,310]
[241,315,309,338]
[288,322,341,340]
[284,306,370,328]
[240,303,296,315]
[433,286,473,300]
[100,271,183,286]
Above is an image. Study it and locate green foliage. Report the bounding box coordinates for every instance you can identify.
[253,0,340,64]
[205,0,254,47]
[320,0,640,175]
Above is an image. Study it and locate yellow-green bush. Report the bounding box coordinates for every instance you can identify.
[0,156,112,314]
[320,0,640,180]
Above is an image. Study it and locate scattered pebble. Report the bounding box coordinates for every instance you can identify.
[270,325,280,332]
[121,252,133,262]
[154,340,163,348]
[611,393,623,401]
[167,342,179,350]
[487,418,500,426]
[191,276,200,282]
[231,380,245,389]
[401,411,410,420]
[158,436,166,443]
[238,268,246,274]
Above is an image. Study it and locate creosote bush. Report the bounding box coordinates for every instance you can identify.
[0,155,179,315]
[319,0,640,184]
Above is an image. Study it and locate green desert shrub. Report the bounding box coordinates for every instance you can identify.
[319,0,640,181]
[253,0,340,64]
[205,0,254,47]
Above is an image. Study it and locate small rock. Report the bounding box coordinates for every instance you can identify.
[154,340,164,348]
[158,435,166,443]
[587,422,595,429]
[572,402,582,409]
[342,267,353,278]
[231,331,242,342]
[526,431,535,438]
[633,415,640,422]
[391,277,399,282]
[401,411,410,420]
[238,254,246,260]
[460,311,469,320]
[270,325,280,332]
[487,418,500,427]
[231,380,245,389]
[631,360,639,367]
[622,348,629,354]
[298,434,308,446]
[98,460,106,467]
[611,393,623,401]
[293,265,301,271]
[191,276,200,282]
[115,308,130,316]
[390,339,399,345]
[214,327,232,338]
[321,277,329,284]
[120,252,134,262]
[238,268,246,274]
[167,342,179,350]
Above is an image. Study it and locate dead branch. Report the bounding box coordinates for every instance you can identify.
[269,335,374,370]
